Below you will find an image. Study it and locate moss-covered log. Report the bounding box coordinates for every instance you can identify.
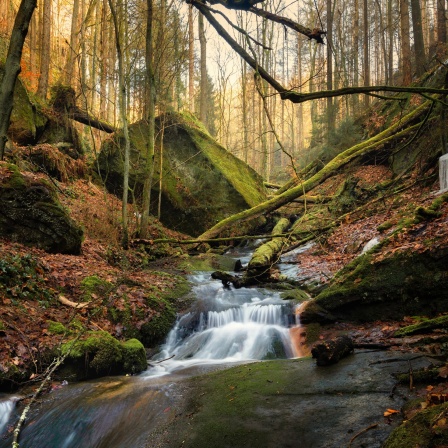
[246,217,291,278]
[198,102,430,240]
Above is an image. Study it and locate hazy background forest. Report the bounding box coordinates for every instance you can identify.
[0,0,446,183]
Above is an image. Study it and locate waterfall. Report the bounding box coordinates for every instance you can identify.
[146,273,296,377]
[439,154,448,192]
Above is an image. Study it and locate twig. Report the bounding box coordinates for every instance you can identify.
[347,423,378,447]
[12,356,65,448]
[409,360,414,390]
[156,354,175,364]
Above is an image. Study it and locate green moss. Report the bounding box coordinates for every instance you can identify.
[121,338,147,373]
[140,298,176,347]
[80,275,113,302]
[60,332,148,379]
[383,403,448,448]
[62,331,122,372]
[377,220,395,232]
[396,368,440,384]
[280,289,309,302]
[1,163,27,189]
[47,320,67,335]
[308,247,448,322]
[394,315,448,337]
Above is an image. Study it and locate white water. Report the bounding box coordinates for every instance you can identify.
[145,272,296,377]
[439,154,448,192]
[0,396,18,435]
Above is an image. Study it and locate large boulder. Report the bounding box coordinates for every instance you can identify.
[0,162,83,254]
[300,247,448,323]
[0,66,47,145]
[96,112,267,236]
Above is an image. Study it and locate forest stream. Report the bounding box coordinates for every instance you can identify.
[0,245,439,447]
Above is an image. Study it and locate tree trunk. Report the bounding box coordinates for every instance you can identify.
[64,0,80,86]
[188,4,194,111]
[140,0,156,239]
[437,0,447,44]
[411,0,426,76]
[37,0,51,98]
[353,0,359,111]
[246,217,291,278]
[198,12,207,123]
[400,0,412,84]
[326,0,335,135]
[0,0,37,161]
[363,0,370,107]
[108,0,130,248]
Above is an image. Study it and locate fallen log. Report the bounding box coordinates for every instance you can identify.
[198,102,432,241]
[211,271,244,288]
[246,217,291,276]
[311,335,354,366]
[69,109,116,133]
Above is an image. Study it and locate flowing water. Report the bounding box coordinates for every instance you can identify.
[440,153,448,192]
[0,247,302,447]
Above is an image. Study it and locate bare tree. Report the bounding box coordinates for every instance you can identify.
[0,0,37,160]
[108,0,131,248]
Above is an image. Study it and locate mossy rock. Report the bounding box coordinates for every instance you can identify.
[280,289,309,302]
[121,338,148,373]
[302,247,448,322]
[383,403,448,448]
[60,332,147,380]
[0,162,83,254]
[0,66,47,145]
[140,298,177,347]
[96,111,267,236]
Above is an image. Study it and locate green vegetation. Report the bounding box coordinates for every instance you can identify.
[140,297,176,346]
[306,247,448,322]
[80,275,114,302]
[0,253,55,305]
[383,403,448,448]
[47,320,67,335]
[394,315,448,337]
[60,331,147,379]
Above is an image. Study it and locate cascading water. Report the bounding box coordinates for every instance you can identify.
[0,245,303,448]
[0,396,19,435]
[146,271,296,377]
[439,153,448,192]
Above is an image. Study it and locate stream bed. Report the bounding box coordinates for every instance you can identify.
[0,246,438,447]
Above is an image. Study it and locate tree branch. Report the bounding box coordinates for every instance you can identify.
[190,0,448,104]
[249,6,326,43]
[190,0,288,94]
